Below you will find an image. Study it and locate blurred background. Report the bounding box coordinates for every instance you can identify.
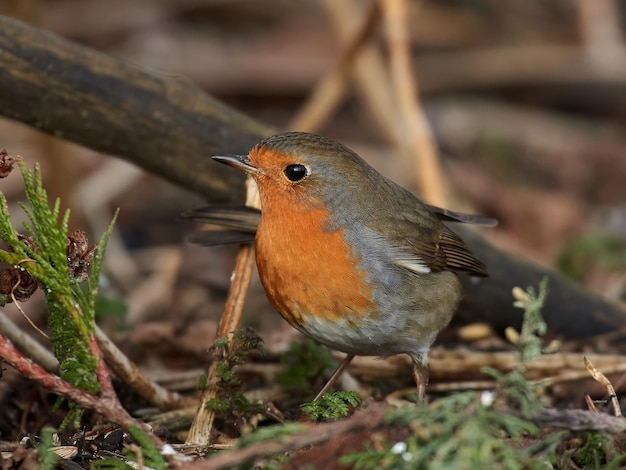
[0,0,625,412]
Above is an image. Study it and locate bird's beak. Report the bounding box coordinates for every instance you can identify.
[212,154,262,175]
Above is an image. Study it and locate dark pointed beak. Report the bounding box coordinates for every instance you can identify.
[212,154,262,175]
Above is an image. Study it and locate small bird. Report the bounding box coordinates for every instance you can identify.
[201,132,494,399]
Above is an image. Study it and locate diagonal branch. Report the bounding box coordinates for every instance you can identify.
[0,15,270,203]
[186,179,261,445]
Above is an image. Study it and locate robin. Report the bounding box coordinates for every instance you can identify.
[197,132,494,400]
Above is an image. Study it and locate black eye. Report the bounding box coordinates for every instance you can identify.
[284,164,308,182]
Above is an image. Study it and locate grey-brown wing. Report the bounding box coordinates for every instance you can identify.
[381,203,489,277]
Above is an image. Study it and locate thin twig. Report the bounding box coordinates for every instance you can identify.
[584,393,600,413]
[95,325,194,411]
[347,350,626,390]
[584,356,622,417]
[10,282,48,339]
[90,333,118,402]
[186,178,261,445]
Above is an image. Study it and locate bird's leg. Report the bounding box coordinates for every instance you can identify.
[412,356,430,401]
[313,354,355,401]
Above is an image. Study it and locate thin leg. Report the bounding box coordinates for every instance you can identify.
[412,357,429,401]
[313,354,355,401]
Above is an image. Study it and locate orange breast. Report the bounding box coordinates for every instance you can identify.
[254,204,376,329]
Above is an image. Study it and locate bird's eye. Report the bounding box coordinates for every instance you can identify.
[284,164,308,182]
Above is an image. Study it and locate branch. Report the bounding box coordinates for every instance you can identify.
[95,326,194,411]
[532,408,626,434]
[0,15,270,203]
[186,179,261,445]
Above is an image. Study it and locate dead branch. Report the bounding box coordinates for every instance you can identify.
[95,326,194,411]
[347,350,626,390]
[533,408,626,434]
[186,179,261,445]
[0,15,270,203]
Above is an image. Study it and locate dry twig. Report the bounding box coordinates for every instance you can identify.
[186,179,261,445]
[584,356,622,417]
[533,408,626,434]
[342,350,626,391]
[95,325,194,411]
